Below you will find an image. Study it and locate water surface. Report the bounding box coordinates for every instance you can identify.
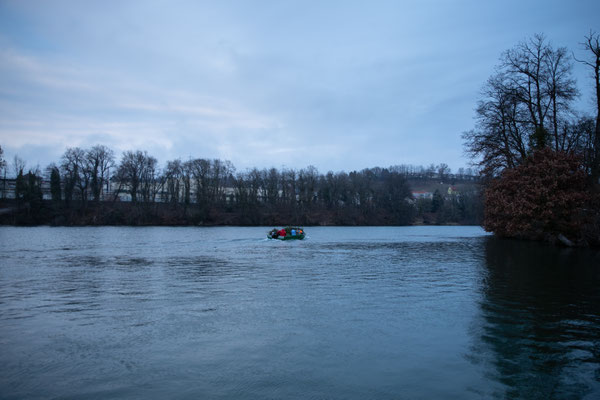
[0,226,599,399]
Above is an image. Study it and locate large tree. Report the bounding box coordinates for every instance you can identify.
[464,34,578,176]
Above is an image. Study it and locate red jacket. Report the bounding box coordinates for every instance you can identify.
[278,229,287,237]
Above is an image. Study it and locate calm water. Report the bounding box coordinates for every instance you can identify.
[0,226,599,399]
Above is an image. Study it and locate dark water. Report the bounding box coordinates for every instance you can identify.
[0,226,599,399]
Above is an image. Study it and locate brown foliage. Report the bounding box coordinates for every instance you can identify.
[484,148,592,242]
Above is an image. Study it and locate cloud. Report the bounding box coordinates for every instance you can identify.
[0,44,286,167]
[2,0,598,174]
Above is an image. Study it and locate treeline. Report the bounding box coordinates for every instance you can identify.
[463,32,600,246]
[0,145,481,226]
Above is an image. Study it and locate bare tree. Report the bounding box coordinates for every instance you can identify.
[140,155,159,203]
[164,159,183,204]
[0,145,5,172]
[437,163,451,181]
[116,150,156,203]
[464,34,579,176]
[210,159,235,204]
[248,168,263,204]
[501,34,577,149]
[263,168,278,205]
[503,34,551,146]
[13,155,26,178]
[86,145,115,203]
[575,31,600,181]
[232,170,250,207]
[298,165,319,205]
[463,73,528,175]
[61,148,87,206]
[0,146,6,199]
[190,158,211,207]
[544,46,579,151]
[182,160,193,207]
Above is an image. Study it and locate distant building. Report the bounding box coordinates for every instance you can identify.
[0,178,52,200]
[411,190,433,199]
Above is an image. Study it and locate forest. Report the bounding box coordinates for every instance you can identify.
[0,144,481,227]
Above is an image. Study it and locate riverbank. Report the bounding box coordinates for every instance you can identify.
[0,199,480,227]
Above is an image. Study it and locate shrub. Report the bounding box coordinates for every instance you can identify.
[484,148,591,243]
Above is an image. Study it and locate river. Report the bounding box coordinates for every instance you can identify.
[0,226,599,399]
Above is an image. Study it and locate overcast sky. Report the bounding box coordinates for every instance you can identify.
[0,0,599,175]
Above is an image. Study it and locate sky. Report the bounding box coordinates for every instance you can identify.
[0,0,599,175]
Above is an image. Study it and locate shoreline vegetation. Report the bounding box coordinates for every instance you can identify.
[462,32,600,247]
[0,143,483,230]
[0,202,482,228]
[0,171,483,228]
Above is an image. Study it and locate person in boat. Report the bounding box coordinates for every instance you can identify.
[268,227,304,239]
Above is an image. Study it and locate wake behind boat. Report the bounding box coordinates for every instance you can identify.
[268,227,305,240]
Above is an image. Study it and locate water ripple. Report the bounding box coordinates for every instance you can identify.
[0,226,598,399]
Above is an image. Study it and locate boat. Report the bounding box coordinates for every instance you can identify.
[267,226,306,240]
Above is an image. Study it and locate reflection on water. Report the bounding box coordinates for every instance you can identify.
[0,226,599,399]
[475,238,600,399]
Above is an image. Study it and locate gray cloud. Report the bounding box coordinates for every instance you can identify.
[1,0,598,174]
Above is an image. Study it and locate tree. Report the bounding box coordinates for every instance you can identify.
[61,147,87,206]
[437,163,451,181]
[210,159,235,204]
[484,148,590,243]
[263,168,279,206]
[86,145,115,203]
[378,169,414,224]
[12,155,25,179]
[14,167,43,221]
[49,165,61,203]
[280,168,298,206]
[0,145,5,172]
[190,158,211,207]
[247,168,263,205]
[464,34,579,176]
[545,45,579,151]
[164,159,183,205]
[575,31,600,182]
[0,145,6,199]
[139,155,160,203]
[431,189,444,213]
[15,168,25,204]
[182,160,193,207]
[298,166,319,206]
[457,187,484,225]
[463,73,528,175]
[25,169,43,209]
[503,34,550,146]
[116,150,157,203]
